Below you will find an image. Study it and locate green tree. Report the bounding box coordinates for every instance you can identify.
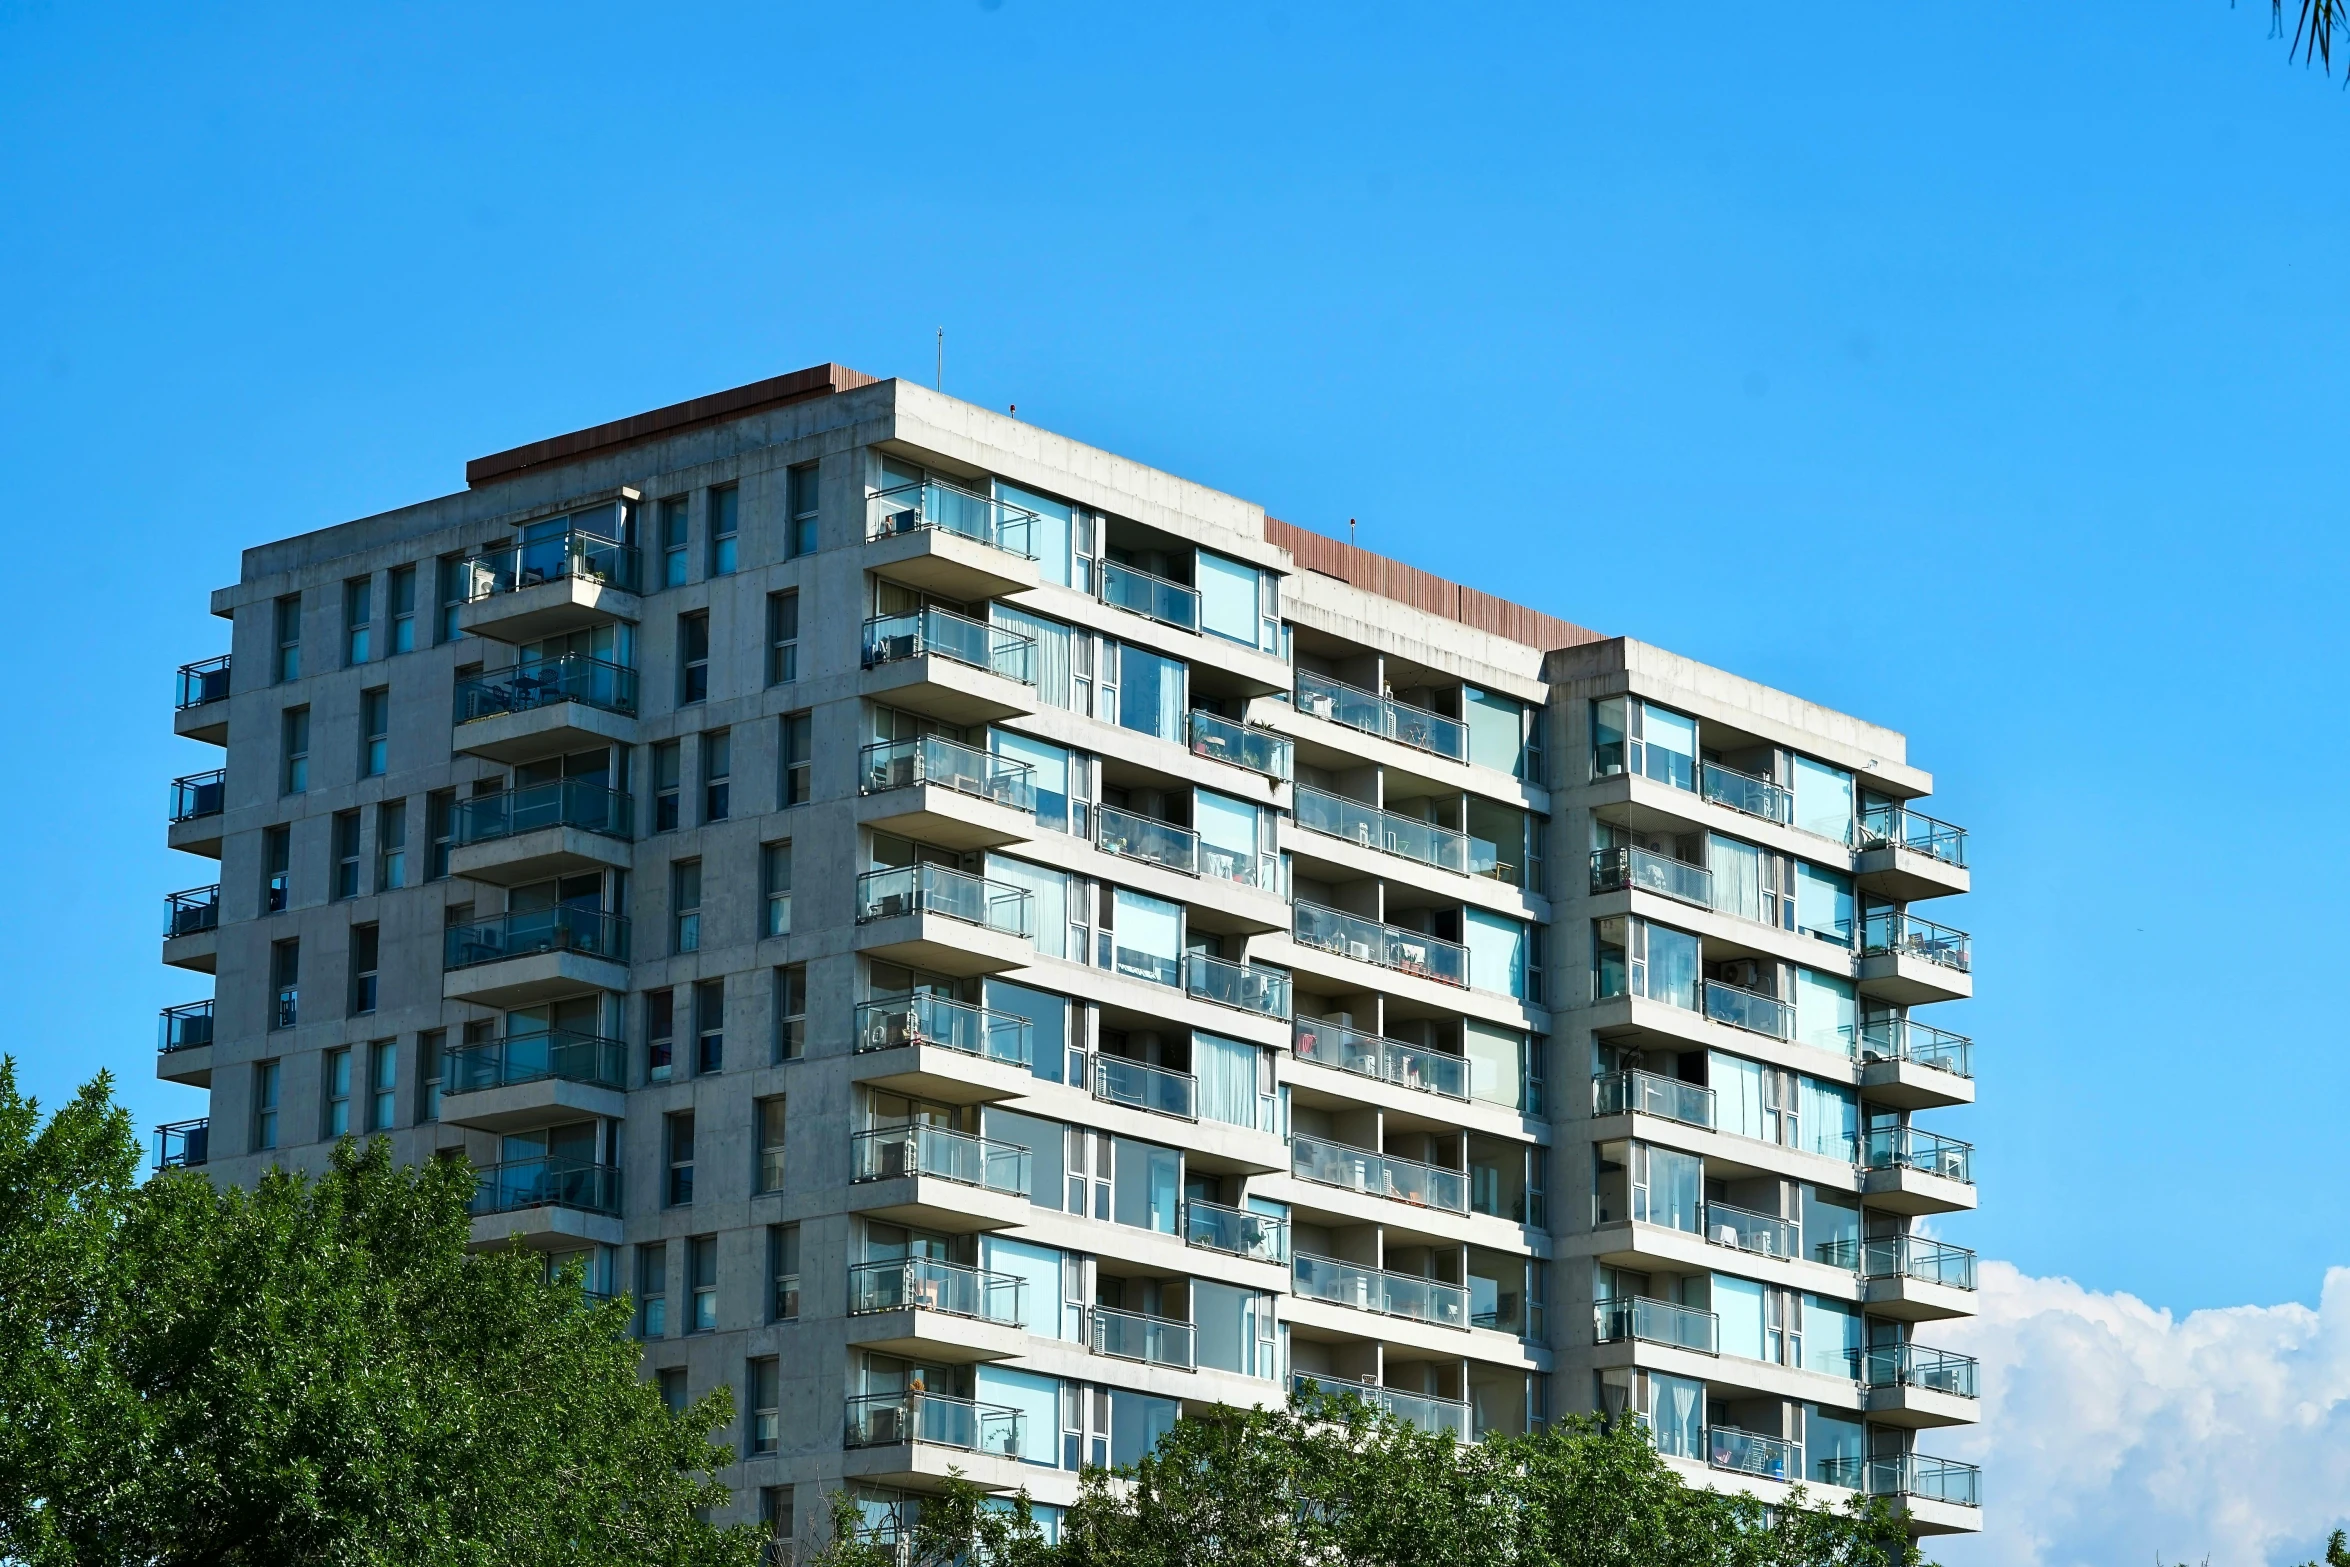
[0,1059,764,1567]
[2268,0,2345,72]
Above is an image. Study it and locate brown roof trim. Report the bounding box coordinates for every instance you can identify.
[1264,517,1604,651]
[465,362,881,488]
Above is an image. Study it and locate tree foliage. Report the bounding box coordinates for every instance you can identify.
[0,1059,764,1567]
[2269,0,2345,72]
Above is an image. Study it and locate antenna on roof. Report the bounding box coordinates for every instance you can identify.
[935,328,943,392]
[1349,517,1357,548]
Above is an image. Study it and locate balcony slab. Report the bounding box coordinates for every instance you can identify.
[854,782,1037,854]
[156,1044,214,1089]
[467,1204,624,1251]
[442,949,630,1008]
[864,525,1042,602]
[860,653,1036,728]
[438,1077,627,1134]
[453,701,636,765]
[449,824,634,887]
[459,577,642,645]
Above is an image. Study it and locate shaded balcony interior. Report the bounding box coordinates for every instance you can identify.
[1592,913,1868,1054]
[1588,807,1857,952]
[1590,1137,1871,1267]
[1288,985,1541,1117]
[1092,511,1201,633]
[1288,628,1543,783]
[1286,1095,1541,1229]
[1289,762,1539,891]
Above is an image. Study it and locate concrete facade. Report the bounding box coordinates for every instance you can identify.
[156,365,1980,1549]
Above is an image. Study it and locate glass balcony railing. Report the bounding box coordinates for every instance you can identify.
[1293,670,1469,763]
[1700,761,1791,824]
[1855,1344,1980,1399]
[1292,1375,1468,1439]
[1291,1253,1468,1330]
[158,999,214,1054]
[154,1117,210,1172]
[1592,1069,1714,1128]
[1187,709,1292,779]
[1291,1133,1467,1214]
[1184,951,1291,1019]
[851,1124,1030,1197]
[1702,979,1793,1040]
[453,655,638,725]
[446,1029,628,1094]
[847,1258,1025,1324]
[1707,1426,1795,1481]
[1703,1200,1802,1260]
[470,1156,622,1217]
[1090,1054,1197,1120]
[165,885,221,940]
[170,769,225,823]
[1589,845,1712,909]
[843,1393,1025,1458]
[444,906,629,970]
[1293,785,1472,876]
[1200,839,1284,893]
[855,994,1032,1067]
[459,527,641,600]
[1818,1234,1979,1291]
[1089,1305,1195,1369]
[1183,1199,1289,1263]
[860,608,1036,684]
[1857,1016,1974,1079]
[1098,559,1200,631]
[1292,1016,1469,1101]
[1858,803,1968,869]
[1094,803,1199,875]
[456,779,633,845]
[867,479,1039,558]
[1594,1295,1719,1354]
[1292,901,1470,988]
[859,736,1036,814]
[1861,908,1973,974]
[175,654,231,709]
[1863,1125,1975,1185]
[855,864,1033,939]
[1819,1453,1982,1508]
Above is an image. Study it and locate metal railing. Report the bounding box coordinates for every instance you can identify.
[459,527,640,599]
[158,999,214,1053]
[1184,950,1291,1018]
[1592,1069,1714,1128]
[170,769,225,823]
[453,655,638,724]
[1864,1125,1975,1184]
[1707,1426,1795,1480]
[175,654,231,709]
[1819,1234,1978,1291]
[1090,1054,1197,1120]
[1819,1453,1981,1508]
[1293,670,1468,763]
[867,479,1039,558]
[1188,709,1292,778]
[154,1117,210,1171]
[1183,1199,1289,1263]
[1703,1200,1802,1260]
[1097,558,1199,631]
[165,885,220,939]
[1855,1344,1979,1399]
[860,608,1036,684]
[1702,978,1793,1040]
[1858,1016,1974,1079]
[1292,1132,1468,1214]
[1291,1253,1468,1330]
[444,906,629,970]
[1088,1305,1195,1369]
[1700,761,1790,824]
[469,1156,622,1217]
[843,1393,1025,1457]
[1293,1016,1468,1100]
[1292,1375,1469,1438]
[446,1029,628,1094]
[1293,785,1471,876]
[1858,803,1968,869]
[858,736,1036,814]
[1861,908,1972,974]
[855,994,1031,1067]
[1594,1295,1719,1354]
[456,779,634,844]
[1094,803,1199,875]
[847,1258,1024,1324]
[1590,845,1712,909]
[851,1124,1030,1196]
[855,864,1033,939]
[1292,901,1469,988]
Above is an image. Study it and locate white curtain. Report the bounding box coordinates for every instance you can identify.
[993,605,1071,709]
[1709,835,1763,923]
[1711,1052,1767,1142]
[1194,1032,1261,1129]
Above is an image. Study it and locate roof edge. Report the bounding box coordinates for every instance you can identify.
[1264,517,1604,652]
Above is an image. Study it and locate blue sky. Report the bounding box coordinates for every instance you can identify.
[3,5,2345,1556]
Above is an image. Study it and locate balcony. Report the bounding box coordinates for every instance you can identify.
[163,885,221,970]
[1594,1295,1718,1354]
[852,1124,1030,1197]
[1294,670,1469,764]
[450,781,634,885]
[1098,558,1200,632]
[168,769,226,855]
[1700,761,1790,825]
[1821,1235,1979,1293]
[867,481,1042,601]
[849,1258,1025,1325]
[1090,1053,1197,1121]
[1292,1016,1468,1102]
[1864,1125,1973,1184]
[1293,785,1472,878]
[1094,803,1199,876]
[1292,901,1468,989]
[1592,1070,1713,1128]
[861,736,1036,814]
[844,1392,1024,1458]
[1183,951,1291,1020]
[469,1156,622,1218]
[1188,710,1292,780]
[442,907,629,1007]
[1859,1017,1973,1079]
[158,999,214,1053]
[1291,1132,1467,1215]
[857,994,1031,1068]
[1183,1198,1289,1264]
[1857,1344,1980,1401]
[1859,803,1968,870]
[448,1029,628,1094]
[1703,1200,1802,1261]
[1703,978,1793,1041]
[854,865,1035,978]
[455,527,641,643]
[154,1117,210,1172]
[1590,846,1711,910]
[1860,908,1973,1004]
[1707,1426,1796,1481]
[453,656,638,761]
[1820,1453,1981,1509]
[863,608,1034,683]
[1291,1253,1468,1331]
[174,655,231,743]
[1292,1375,1469,1439]
[1088,1304,1195,1370]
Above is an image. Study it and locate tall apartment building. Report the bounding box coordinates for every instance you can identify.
[154,364,1981,1549]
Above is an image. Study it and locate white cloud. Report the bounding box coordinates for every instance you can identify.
[1928,1263,2350,1567]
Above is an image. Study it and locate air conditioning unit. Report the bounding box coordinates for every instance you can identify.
[1720,959,1764,990]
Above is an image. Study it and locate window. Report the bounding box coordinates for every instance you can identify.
[437,554,468,642]
[637,1243,668,1338]
[694,977,724,1074]
[761,842,792,938]
[747,1357,780,1455]
[760,1490,793,1555]
[671,860,702,954]
[769,1224,800,1320]
[417,1029,445,1123]
[282,707,310,794]
[652,740,682,832]
[708,485,738,575]
[359,687,389,777]
[345,576,373,666]
[702,730,731,823]
[756,1096,786,1193]
[657,1367,688,1415]
[270,939,300,1029]
[788,463,819,557]
[689,1236,718,1332]
[263,825,291,914]
[766,591,799,684]
[1115,645,1186,743]
[274,594,302,683]
[323,1047,352,1136]
[349,923,379,1016]
[332,811,362,900]
[774,964,806,1062]
[377,801,407,890]
[252,1060,280,1150]
[387,565,417,654]
[779,712,812,806]
[679,613,709,705]
[367,1040,397,1131]
[426,789,455,880]
[666,1111,695,1206]
[660,496,689,587]
[647,988,675,1084]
